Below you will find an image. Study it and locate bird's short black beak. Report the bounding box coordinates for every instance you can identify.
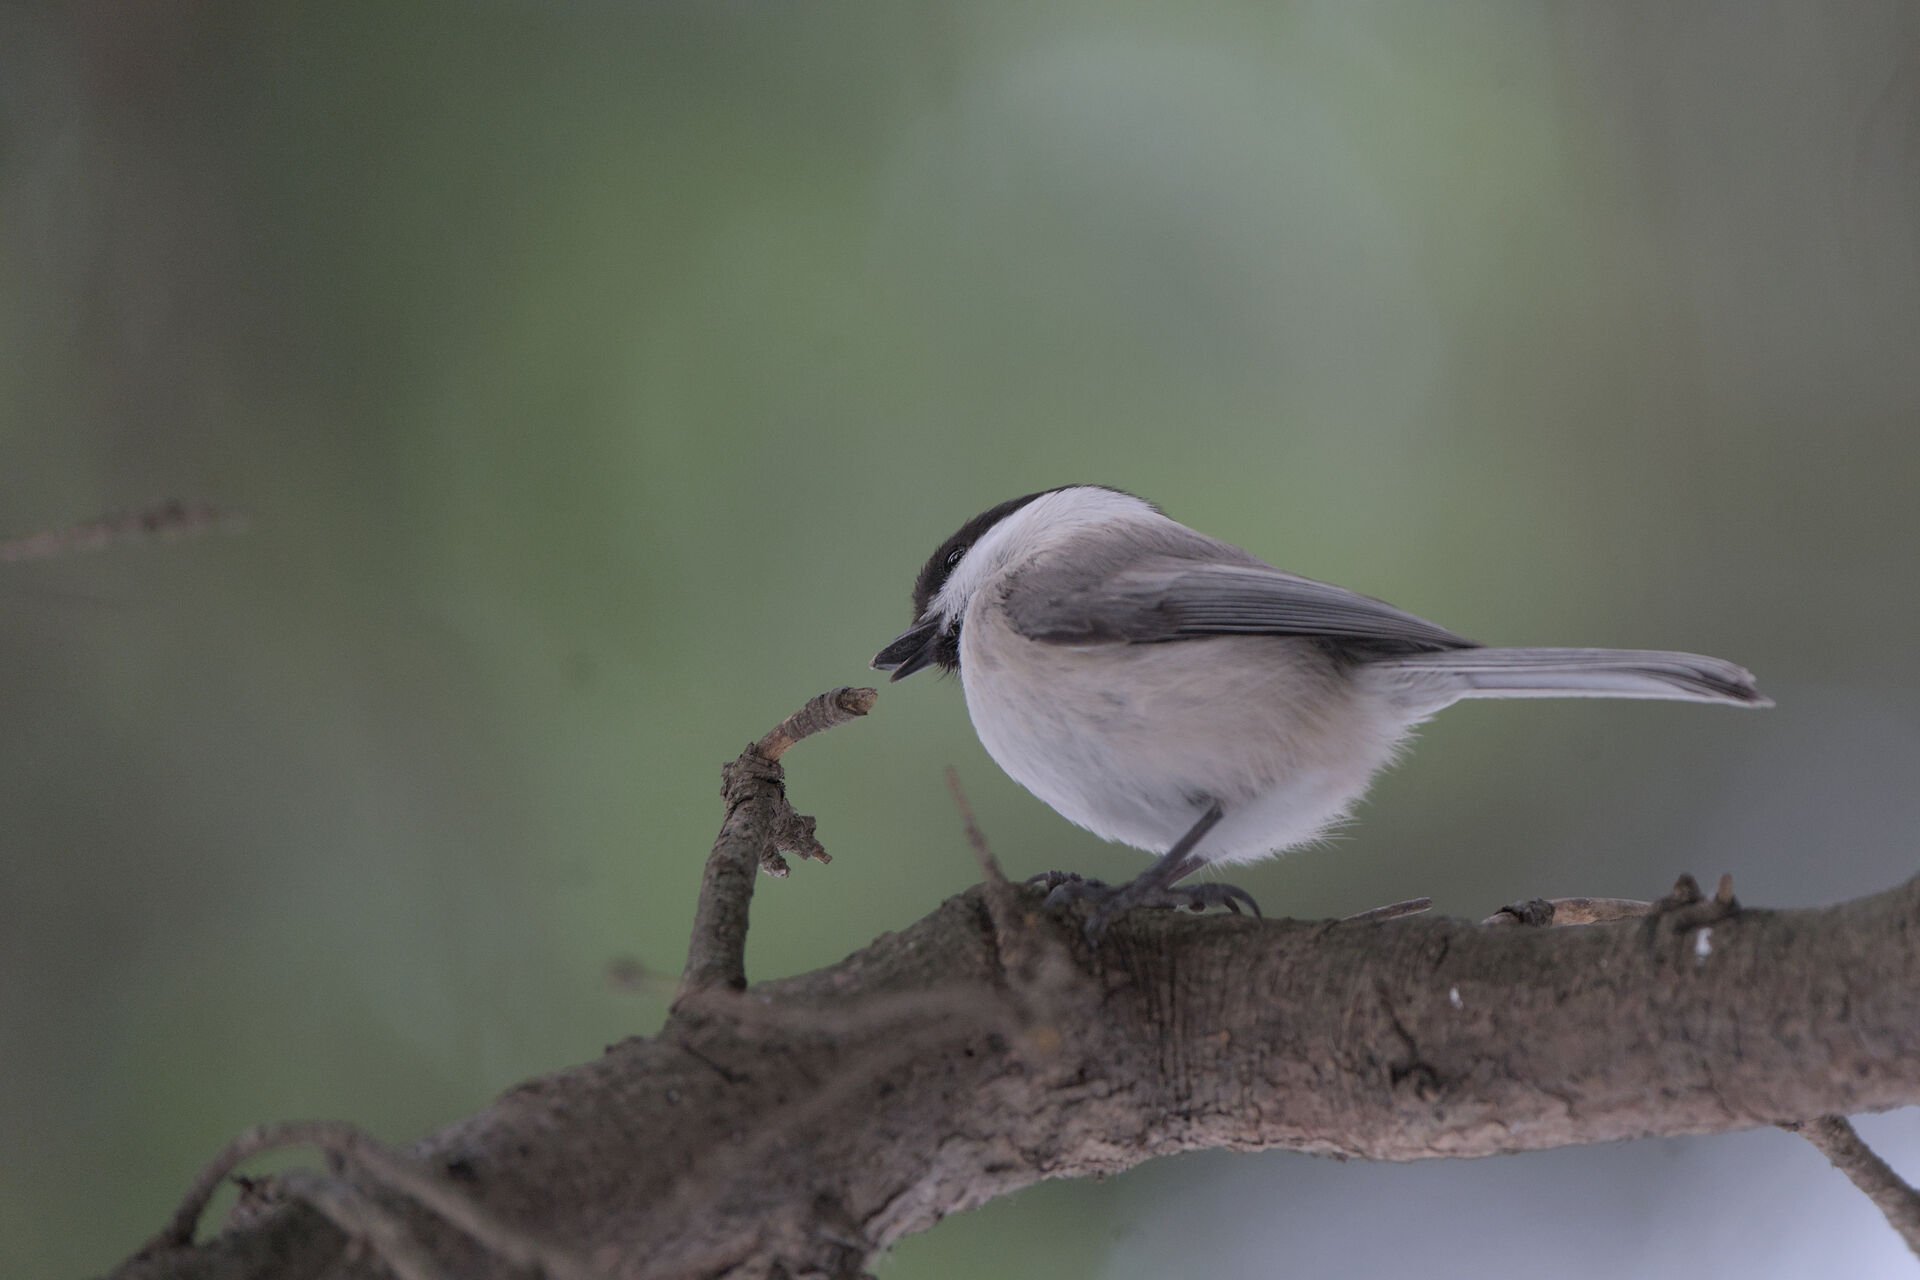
[871,620,942,682]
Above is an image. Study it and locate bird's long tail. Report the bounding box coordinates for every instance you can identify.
[1378,647,1771,707]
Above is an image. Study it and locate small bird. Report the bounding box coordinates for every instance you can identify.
[872,485,1769,938]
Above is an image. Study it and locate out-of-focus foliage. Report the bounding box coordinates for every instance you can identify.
[3,4,1917,1277]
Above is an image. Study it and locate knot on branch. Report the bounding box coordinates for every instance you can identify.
[1649,872,1743,929]
[718,754,821,877]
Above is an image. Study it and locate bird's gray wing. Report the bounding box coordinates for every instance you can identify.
[1006,551,1474,653]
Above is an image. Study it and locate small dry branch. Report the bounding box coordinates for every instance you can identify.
[678,687,877,997]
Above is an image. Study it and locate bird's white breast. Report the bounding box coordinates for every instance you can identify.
[959,593,1416,865]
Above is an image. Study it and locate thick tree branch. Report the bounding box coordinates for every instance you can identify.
[109,693,1920,1280]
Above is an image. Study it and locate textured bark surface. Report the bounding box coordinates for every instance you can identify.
[113,870,1920,1280]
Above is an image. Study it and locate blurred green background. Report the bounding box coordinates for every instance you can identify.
[4,3,1918,1277]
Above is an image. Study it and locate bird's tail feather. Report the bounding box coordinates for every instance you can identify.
[1381,647,1770,707]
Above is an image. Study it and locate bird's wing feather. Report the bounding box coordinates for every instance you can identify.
[1005,539,1474,653]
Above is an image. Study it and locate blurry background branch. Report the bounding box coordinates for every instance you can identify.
[111,693,1920,1280]
[0,501,243,563]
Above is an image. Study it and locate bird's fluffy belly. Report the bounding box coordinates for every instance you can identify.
[960,618,1412,864]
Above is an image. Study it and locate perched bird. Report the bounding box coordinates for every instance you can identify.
[872,485,1768,938]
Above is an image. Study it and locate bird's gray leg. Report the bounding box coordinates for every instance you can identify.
[1040,800,1262,942]
[1042,800,1219,904]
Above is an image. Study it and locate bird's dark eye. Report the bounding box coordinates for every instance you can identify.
[944,544,968,571]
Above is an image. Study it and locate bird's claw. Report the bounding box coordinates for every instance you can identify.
[1031,872,1262,943]
[1150,882,1263,918]
[1027,870,1109,903]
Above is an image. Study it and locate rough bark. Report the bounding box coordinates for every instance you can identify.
[110,695,1920,1280]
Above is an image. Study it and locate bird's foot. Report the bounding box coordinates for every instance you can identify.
[1025,870,1109,896]
[1030,871,1261,943]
